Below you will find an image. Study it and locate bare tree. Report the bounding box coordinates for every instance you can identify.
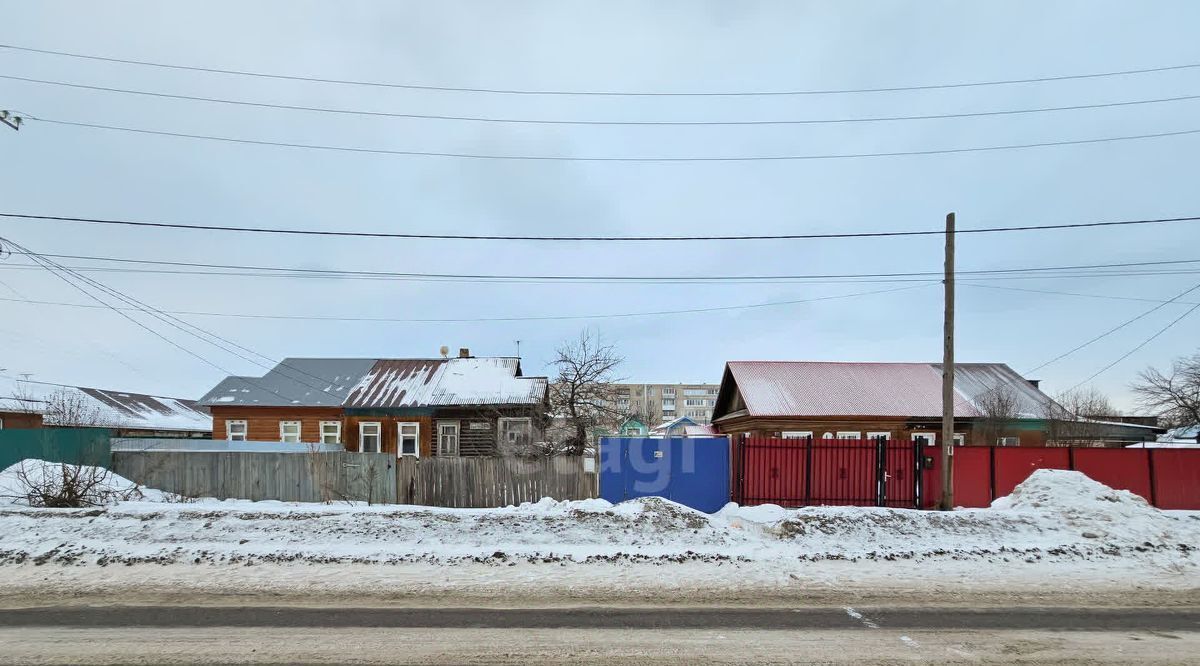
[1044,386,1118,446]
[42,388,111,428]
[3,460,144,507]
[1132,352,1200,428]
[547,330,625,455]
[975,385,1021,446]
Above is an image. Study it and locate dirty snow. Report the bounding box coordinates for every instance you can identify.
[0,467,1196,600]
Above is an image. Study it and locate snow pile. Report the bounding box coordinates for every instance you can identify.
[0,460,168,507]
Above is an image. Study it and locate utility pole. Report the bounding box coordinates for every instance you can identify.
[0,110,22,131]
[940,212,956,510]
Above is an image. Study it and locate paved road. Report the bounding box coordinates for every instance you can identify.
[3,606,1199,664]
[3,605,1200,631]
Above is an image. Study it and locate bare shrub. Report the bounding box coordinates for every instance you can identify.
[5,460,143,508]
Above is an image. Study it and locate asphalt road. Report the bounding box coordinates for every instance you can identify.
[4,605,1200,631]
[4,606,1199,664]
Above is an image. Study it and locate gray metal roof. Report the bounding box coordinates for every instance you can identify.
[198,358,378,407]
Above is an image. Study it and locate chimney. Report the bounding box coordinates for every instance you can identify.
[458,348,471,358]
[1027,379,1041,389]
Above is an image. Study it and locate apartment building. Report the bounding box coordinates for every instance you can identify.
[611,383,720,424]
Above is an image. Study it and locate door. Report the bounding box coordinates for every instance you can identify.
[437,421,460,457]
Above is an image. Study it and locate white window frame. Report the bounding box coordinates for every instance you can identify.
[911,432,936,446]
[437,420,460,457]
[359,421,382,454]
[781,431,813,440]
[953,433,967,446]
[822,432,835,440]
[226,420,247,442]
[398,422,421,458]
[836,431,862,440]
[319,421,341,445]
[280,421,301,443]
[997,436,1020,447]
[867,431,891,442]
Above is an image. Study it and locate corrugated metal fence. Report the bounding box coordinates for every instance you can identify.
[113,452,596,507]
[0,428,112,470]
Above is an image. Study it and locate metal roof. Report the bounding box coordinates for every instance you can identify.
[2,379,210,432]
[719,361,1051,419]
[202,357,547,409]
[198,358,379,407]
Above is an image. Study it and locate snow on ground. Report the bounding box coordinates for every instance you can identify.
[0,466,1197,600]
[0,460,169,507]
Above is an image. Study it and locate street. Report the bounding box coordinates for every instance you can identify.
[2,605,1198,664]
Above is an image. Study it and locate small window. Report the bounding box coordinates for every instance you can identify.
[437,421,459,456]
[997,436,1020,447]
[399,422,420,457]
[499,417,533,450]
[280,421,301,443]
[781,431,813,440]
[836,431,862,440]
[319,421,341,445]
[822,432,834,440]
[912,432,936,446]
[953,433,966,446]
[867,431,890,442]
[360,421,382,453]
[226,420,247,442]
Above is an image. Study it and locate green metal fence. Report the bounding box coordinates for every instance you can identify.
[0,428,113,470]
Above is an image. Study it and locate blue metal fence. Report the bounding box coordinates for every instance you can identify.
[599,436,730,513]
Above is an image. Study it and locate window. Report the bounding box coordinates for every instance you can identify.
[822,432,835,440]
[684,388,707,396]
[867,431,891,442]
[359,421,381,453]
[437,421,460,456]
[319,421,341,445]
[662,399,675,410]
[911,432,936,446]
[226,420,247,441]
[280,421,301,443]
[836,431,862,440]
[499,417,533,450]
[662,410,675,417]
[953,433,966,446]
[399,422,420,457]
[662,387,675,396]
[997,436,1020,447]
[782,431,813,440]
[685,398,705,406]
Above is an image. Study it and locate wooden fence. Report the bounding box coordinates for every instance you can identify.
[113,451,398,504]
[396,456,595,507]
[112,452,596,507]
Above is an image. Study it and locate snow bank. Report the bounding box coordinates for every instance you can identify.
[0,460,168,507]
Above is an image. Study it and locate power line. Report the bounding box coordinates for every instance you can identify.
[1066,295,1200,391]
[6,250,1199,283]
[0,283,933,324]
[2,212,1197,242]
[3,238,350,402]
[3,42,1198,96]
[8,73,1200,125]
[22,115,1200,162]
[958,282,1200,306]
[1025,282,1200,374]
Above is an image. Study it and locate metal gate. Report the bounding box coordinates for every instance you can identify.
[732,436,923,508]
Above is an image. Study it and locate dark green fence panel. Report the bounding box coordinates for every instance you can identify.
[0,428,113,470]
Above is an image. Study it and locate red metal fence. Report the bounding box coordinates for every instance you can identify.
[733,437,923,508]
[920,445,1200,510]
[733,436,1200,510]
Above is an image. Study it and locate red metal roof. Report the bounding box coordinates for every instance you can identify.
[722,361,1043,418]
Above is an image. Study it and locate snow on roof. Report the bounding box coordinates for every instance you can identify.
[204,357,546,409]
[198,358,381,407]
[1,379,210,432]
[721,361,1051,419]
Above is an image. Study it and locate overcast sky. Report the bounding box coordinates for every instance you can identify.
[1,1,1198,411]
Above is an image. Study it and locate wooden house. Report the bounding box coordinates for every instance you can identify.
[199,351,549,457]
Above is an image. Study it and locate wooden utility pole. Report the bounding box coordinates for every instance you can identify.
[940,212,956,510]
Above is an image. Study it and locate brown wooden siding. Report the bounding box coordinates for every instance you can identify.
[0,411,44,429]
[343,415,434,457]
[209,406,344,443]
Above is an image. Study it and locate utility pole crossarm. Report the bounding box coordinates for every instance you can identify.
[0,110,22,131]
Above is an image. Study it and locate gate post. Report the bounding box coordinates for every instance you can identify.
[914,439,923,509]
[875,436,886,507]
[734,433,746,504]
[804,435,813,506]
